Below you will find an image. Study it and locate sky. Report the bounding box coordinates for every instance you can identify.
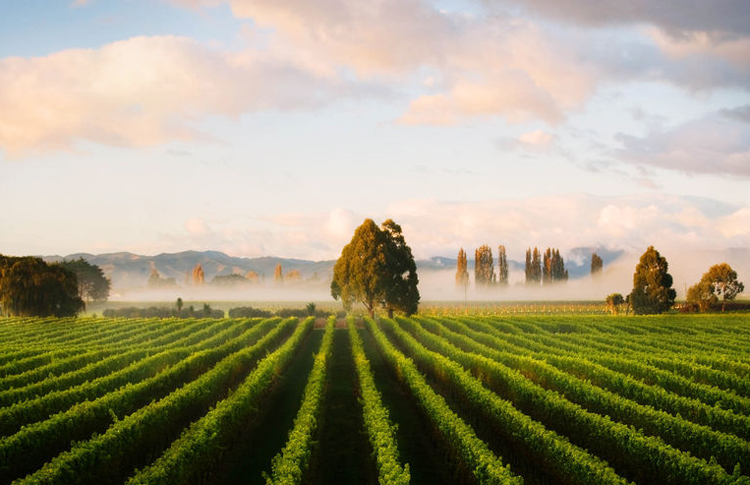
[1,0,749,265]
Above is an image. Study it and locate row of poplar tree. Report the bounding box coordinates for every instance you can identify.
[456,245,591,288]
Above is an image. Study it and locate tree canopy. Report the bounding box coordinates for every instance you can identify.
[497,245,509,286]
[147,269,177,288]
[542,248,568,284]
[474,245,495,287]
[629,246,676,315]
[455,248,469,288]
[591,253,603,276]
[525,247,542,286]
[605,293,625,315]
[0,255,84,317]
[331,218,419,317]
[58,258,111,303]
[687,263,744,312]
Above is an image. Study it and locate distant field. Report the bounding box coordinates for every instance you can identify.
[0,314,749,484]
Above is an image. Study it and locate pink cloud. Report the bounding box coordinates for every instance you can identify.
[0,36,341,157]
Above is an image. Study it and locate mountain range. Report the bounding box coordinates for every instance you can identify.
[43,247,625,290]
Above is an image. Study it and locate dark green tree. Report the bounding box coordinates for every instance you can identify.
[331,219,419,317]
[455,248,469,288]
[591,252,603,276]
[0,255,84,317]
[497,245,508,286]
[58,258,111,303]
[629,246,676,315]
[381,219,420,317]
[474,245,495,287]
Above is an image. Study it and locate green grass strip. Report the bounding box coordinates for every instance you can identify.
[349,317,410,485]
[263,316,336,485]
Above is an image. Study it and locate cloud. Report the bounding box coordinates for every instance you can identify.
[158,208,366,261]
[479,0,750,37]
[722,105,750,123]
[185,218,209,236]
[170,0,603,126]
[6,0,749,155]
[70,0,92,7]
[0,35,344,157]
[614,111,750,177]
[172,0,450,77]
[36,194,749,264]
[499,129,559,152]
[380,194,750,260]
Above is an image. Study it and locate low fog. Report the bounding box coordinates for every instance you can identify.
[110,284,333,304]
[103,247,750,307]
[424,248,750,302]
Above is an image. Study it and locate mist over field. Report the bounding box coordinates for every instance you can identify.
[84,246,750,304]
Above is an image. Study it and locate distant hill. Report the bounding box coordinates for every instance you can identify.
[43,246,626,291]
[43,251,336,290]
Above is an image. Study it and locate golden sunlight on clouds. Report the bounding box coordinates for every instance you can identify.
[518,130,557,146]
[0,36,335,157]
[172,0,601,126]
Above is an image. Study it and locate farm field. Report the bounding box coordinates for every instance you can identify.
[0,313,749,484]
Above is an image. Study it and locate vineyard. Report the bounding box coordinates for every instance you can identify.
[0,313,749,484]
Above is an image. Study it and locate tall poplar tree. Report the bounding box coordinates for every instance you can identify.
[543,248,553,284]
[526,247,542,286]
[542,248,568,284]
[591,252,603,276]
[497,245,508,286]
[525,248,532,284]
[474,245,495,287]
[455,248,469,288]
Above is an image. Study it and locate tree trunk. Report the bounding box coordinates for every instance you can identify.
[388,308,394,319]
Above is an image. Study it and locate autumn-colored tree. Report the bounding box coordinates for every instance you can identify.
[286,269,301,282]
[591,253,603,276]
[687,263,744,312]
[686,279,716,312]
[629,246,676,314]
[474,245,495,287]
[526,247,542,286]
[543,248,553,285]
[331,218,419,317]
[192,264,205,286]
[274,264,283,283]
[246,270,259,283]
[543,248,568,284]
[455,248,469,288]
[497,245,508,286]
